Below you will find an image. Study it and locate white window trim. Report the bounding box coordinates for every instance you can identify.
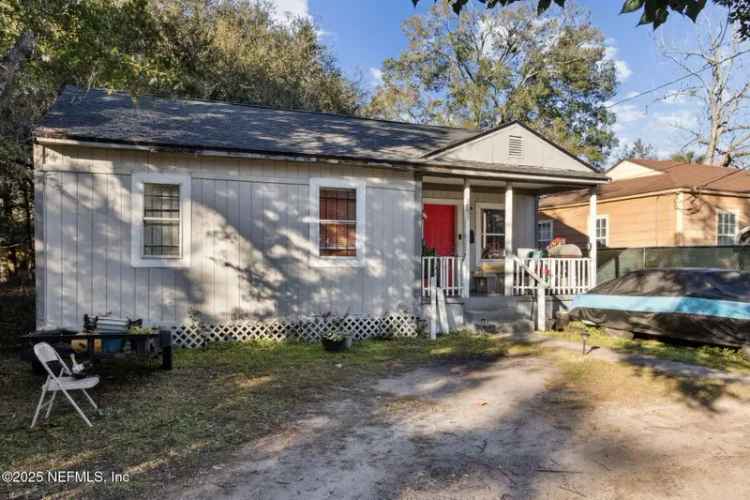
[475,202,505,266]
[309,177,366,267]
[537,219,553,247]
[131,172,191,268]
[717,209,739,246]
[595,214,609,247]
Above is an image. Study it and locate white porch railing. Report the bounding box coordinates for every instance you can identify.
[512,258,593,296]
[421,256,464,298]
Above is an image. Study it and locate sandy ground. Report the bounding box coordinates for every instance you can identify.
[171,353,750,500]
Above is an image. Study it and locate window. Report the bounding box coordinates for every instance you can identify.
[537,220,553,247]
[718,211,737,246]
[309,178,366,266]
[131,173,191,268]
[595,215,608,248]
[508,135,523,159]
[481,208,505,259]
[319,188,356,257]
[143,183,181,257]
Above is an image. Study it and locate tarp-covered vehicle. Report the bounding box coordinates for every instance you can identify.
[571,268,750,347]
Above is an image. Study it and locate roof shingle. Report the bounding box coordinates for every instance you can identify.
[541,160,750,207]
[35,86,480,162]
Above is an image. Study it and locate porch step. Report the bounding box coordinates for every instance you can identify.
[463,296,535,334]
[464,295,531,312]
[464,317,535,335]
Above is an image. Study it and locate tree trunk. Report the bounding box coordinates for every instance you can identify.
[21,180,34,276]
[0,31,36,106]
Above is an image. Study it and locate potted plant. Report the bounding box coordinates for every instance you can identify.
[319,312,351,352]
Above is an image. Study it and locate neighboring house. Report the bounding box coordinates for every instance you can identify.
[32,86,606,342]
[539,159,750,249]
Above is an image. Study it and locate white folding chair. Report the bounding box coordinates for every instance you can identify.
[31,342,100,428]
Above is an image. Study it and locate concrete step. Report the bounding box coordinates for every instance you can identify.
[464,318,535,335]
[464,308,530,323]
[464,295,532,312]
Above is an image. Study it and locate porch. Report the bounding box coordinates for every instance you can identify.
[418,173,603,330]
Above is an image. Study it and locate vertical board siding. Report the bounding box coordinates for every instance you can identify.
[44,173,62,327]
[91,174,108,316]
[75,174,94,323]
[118,174,136,319]
[38,154,419,328]
[34,171,46,327]
[61,172,78,328]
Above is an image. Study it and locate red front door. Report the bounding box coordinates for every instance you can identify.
[423,204,456,256]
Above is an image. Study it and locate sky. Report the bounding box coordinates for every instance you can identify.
[269,0,739,165]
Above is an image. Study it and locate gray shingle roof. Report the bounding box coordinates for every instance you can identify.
[35,86,479,162]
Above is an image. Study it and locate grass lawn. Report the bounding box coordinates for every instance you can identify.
[4,329,749,499]
[0,334,508,499]
[546,322,750,374]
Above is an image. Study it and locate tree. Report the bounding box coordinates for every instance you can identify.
[670,150,707,163]
[0,0,361,279]
[0,0,163,277]
[411,0,750,40]
[149,0,362,113]
[615,138,658,162]
[367,3,618,166]
[660,17,750,167]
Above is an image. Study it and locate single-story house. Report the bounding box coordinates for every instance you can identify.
[32,86,607,344]
[539,159,750,249]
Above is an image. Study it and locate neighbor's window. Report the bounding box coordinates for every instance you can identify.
[143,183,181,257]
[537,220,553,248]
[596,215,608,248]
[718,211,737,246]
[481,209,505,259]
[319,188,357,257]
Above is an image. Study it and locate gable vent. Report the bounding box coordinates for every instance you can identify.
[508,135,523,159]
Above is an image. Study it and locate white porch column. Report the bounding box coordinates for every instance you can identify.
[588,187,598,288]
[462,179,471,298]
[504,183,514,296]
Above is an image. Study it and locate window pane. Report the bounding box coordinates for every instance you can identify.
[484,209,504,234]
[144,220,180,256]
[538,221,552,243]
[320,222,356,256]
[144,183,180,219]
[718,213,736,245]
[319,188,357,257]
[482,235,505,259]
[320,188,356,222]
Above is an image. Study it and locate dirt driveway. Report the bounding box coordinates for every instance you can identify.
[172,349,750,500]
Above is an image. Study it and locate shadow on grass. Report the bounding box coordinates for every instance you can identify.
[0,334,507,499]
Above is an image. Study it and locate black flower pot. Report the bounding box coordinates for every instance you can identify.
[321,336,348,352]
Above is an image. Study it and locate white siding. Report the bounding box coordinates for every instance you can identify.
[36,145,418,328]
[435,123,593,174]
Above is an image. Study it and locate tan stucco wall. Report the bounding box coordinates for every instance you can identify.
[540,193,678,248]
[681,193,750,245]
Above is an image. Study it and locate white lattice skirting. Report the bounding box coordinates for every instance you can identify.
[170,315,421,348]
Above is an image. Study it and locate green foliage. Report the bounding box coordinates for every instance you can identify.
[670,150,707,164]
[614,138,658,163]
[0,0,361,281]
[412,0,748,38]
[369,3,618,166]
